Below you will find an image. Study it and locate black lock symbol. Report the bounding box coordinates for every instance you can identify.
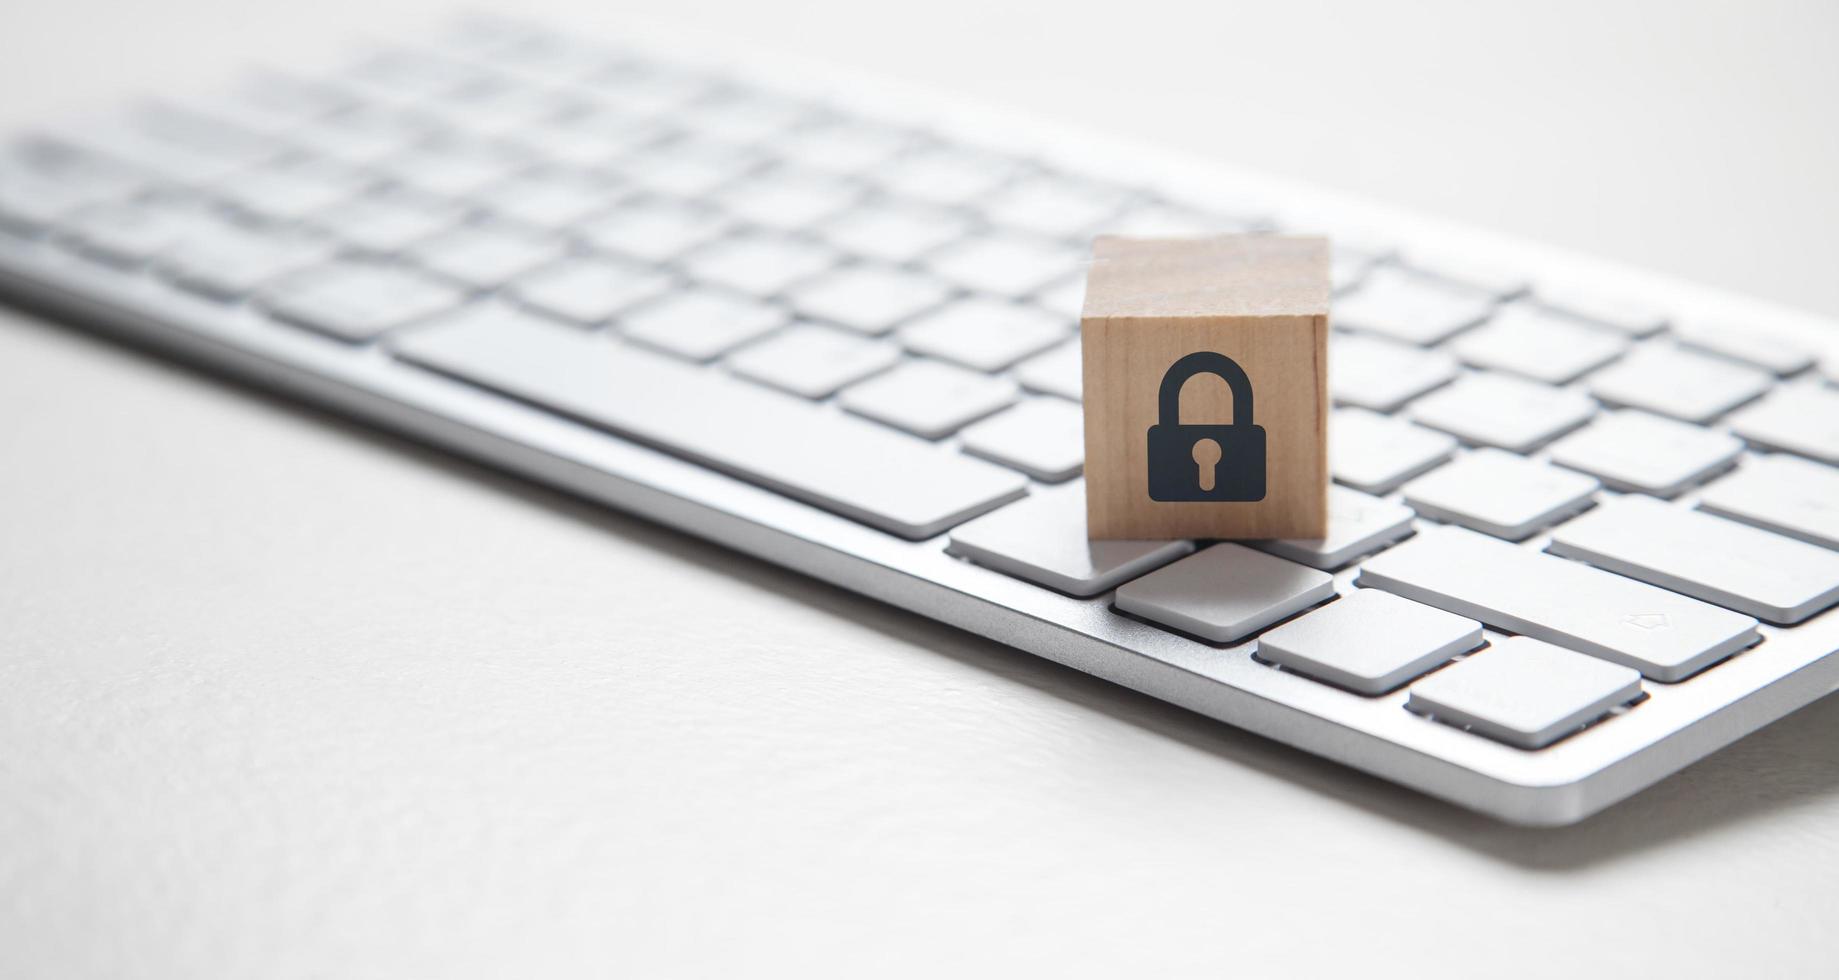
[1146,351,1267,502]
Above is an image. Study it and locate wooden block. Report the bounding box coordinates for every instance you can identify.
[1081,234,1330,540]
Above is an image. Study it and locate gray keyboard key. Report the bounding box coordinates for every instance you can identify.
[1674,322,1817,376]
[982,177,1132,238]
[1546,409,1742,498]
[839,359,1019,438]
[315,191,462,254]
[620,138,764,198]
[57,197,218,265]
[1330,335,1459,412]
[1013,341,1082,401]
[479,168,626,229]
[685,92,815,146]
[1258,589,1482,695]
[1548,496,1839,624]
[786,265,953,336]
[159,222,330,298]
[618,289,786,362]
[711,173,861,230]
[262,260,464,341]
[410,222,566,288]
[388,305,1027,539]
[947,485,1191,596]
[508,256,673,326]
[1333,266,1495,346]
[725,323,901,399]
[1115,544,1337,644]
[296,105,436,165]
[899,298,1069,371]
[215,159,371,222]
[1403,449,1598,541]
[379,136,529,198]
[1407,637,1642,749]
[1697,455,1839,551]
[1399,251,1528,298]
[1408,373,1596,453]
[1359,525,1759,681]
[773,121,913,176]
[1588,345,1774,423]
[1450,305,1628,384]
[817,201,972,263]
[1033,277,1085,319]
[926,233,1083,297]
[680,233,837,297]
[875,147,1018,206]
[1725,386,1839,465]
[0,139,142,230]
[1330,408,1456,494]
[1530,288,1667,338]
[575,199,731,264]
[527,107,666,169]
[1255,485,1415,570]
[958,397,1085,482]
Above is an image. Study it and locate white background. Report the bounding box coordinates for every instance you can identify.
[2,1,1837,977]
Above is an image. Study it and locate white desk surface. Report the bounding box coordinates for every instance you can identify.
[2,2,1836,976]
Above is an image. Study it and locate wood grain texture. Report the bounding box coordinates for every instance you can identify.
[1082,235,1329,540]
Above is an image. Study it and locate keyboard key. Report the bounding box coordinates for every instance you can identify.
[786,264,953,336]
[479,168,627,229]
[297,105,438,165]
[214,159,371,222]
[263,260,464,341]
[410,222,566,288]
[680,233,836,297]
[379,136,529,198]
[1408,373,1596,453]
[1450,305,1629,384]
[314,191,461,253]
[620,138,764,197]
[1548,496,1839,624]
[1546,409,1742,497]
[1329,408,1456,494]
[388,302,1027,539]
[839,359,1019,438]
[1014,341,1082,401]
[618,288,786,361]
[1258,589,1482,695]
[1406,637,1641,749]
[817,201,972,263]
[1332,266,1495,345]
[1329,246,1386,295]
[159,222,330,298]
[1588,345,1773,424]
[71,103,283,183]
[684,92,816,145]
[926,233,1083,297]
[575,198,731,264]
[508,255,672,325]
[1359,525,1758,681]
[725,323,900,399]
[0,138,142,230]
[1697,455,1839,551]
[1329,335,1459,412]
[981,177,1132,239]
[1115,544,1336,644]
[1033,277,1085,319]
[1725,386,1839,465]
[958,398,1085,482]
[1254,485,1415,570]
[773,120,913,176]
[875,146,1018,206]
[1531,288,1667,338]
[1398,251,1528,298]
[898,298,1069,371]
[711,172,861,230]
[1402,449,1598,541]
[1674,322,1817,376]
[947,485,1190,596]
[57,196,218,265]
[525,107,666,168]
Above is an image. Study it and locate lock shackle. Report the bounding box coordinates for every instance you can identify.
[1157,351,1254,427]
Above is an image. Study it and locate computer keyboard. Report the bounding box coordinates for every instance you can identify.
[2,14,1837,825]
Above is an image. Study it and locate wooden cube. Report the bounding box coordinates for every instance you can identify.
[1081,235,1330,540]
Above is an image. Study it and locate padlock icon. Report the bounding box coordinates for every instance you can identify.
[1146,351,1267,502]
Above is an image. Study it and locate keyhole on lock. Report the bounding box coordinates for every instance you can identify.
[1191,438,1223,492]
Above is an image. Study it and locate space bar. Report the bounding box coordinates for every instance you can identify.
[388,306,1028,539]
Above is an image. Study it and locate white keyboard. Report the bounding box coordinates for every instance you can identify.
[3,14,1837,825]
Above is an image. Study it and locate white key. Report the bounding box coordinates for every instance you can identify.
[508,256,672,325]
[1359,525,1758,681]
[618,288,786,362]
[786,265,953,336]
[1451,305,1629,384]
[1406,637,1642,749]
[1330,408,1456,494]
[1546,409,1743,497]
[528,107,665,168]
[958,398,1085,482]
[58,197,219,265]
[839,359,1019,438]
[575,199,731,264]
[982,177,1132,238]
[1697,455,1839,551]
[263,260,464,341]
[680,233,836,297]
[1332,267,1495,345]
[379,136,528,198]
[1014,341,1083,401]
[315,191,461,254]
[1330,335,1459,412]
[297,105,434,166]
[1725,386,1839,465]
[899,298,1069,371]
[388,306,1026,539]
[773,121,913,176]
[875,147,1018,205]
[620,138,763,197]
[1398,252,1528,298]
[1402,449,1598,541]
[598,68,713,118]
[1530,288,1667,337]
[1408,373,1596,453]
[410,222,565,288]
[1033,277,1085,319]
[1674,322,1817,376]
[1255,485,1416,570]
[215,159,371,222]
[1258,589,1482,695]
[817,201,972,263]
[1329,246,1388,295]
[711,173,861,230]
[684,92,815,145]
[0,139,142,230]
[480,168,626,229]
[1548,496,1839,624]
[1588,345,1773,423]
[725,323,900,399]
[159,223,330,298]
[1115,544,1337,644]
[926,234,1083,297]
[947,485,1191,596]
